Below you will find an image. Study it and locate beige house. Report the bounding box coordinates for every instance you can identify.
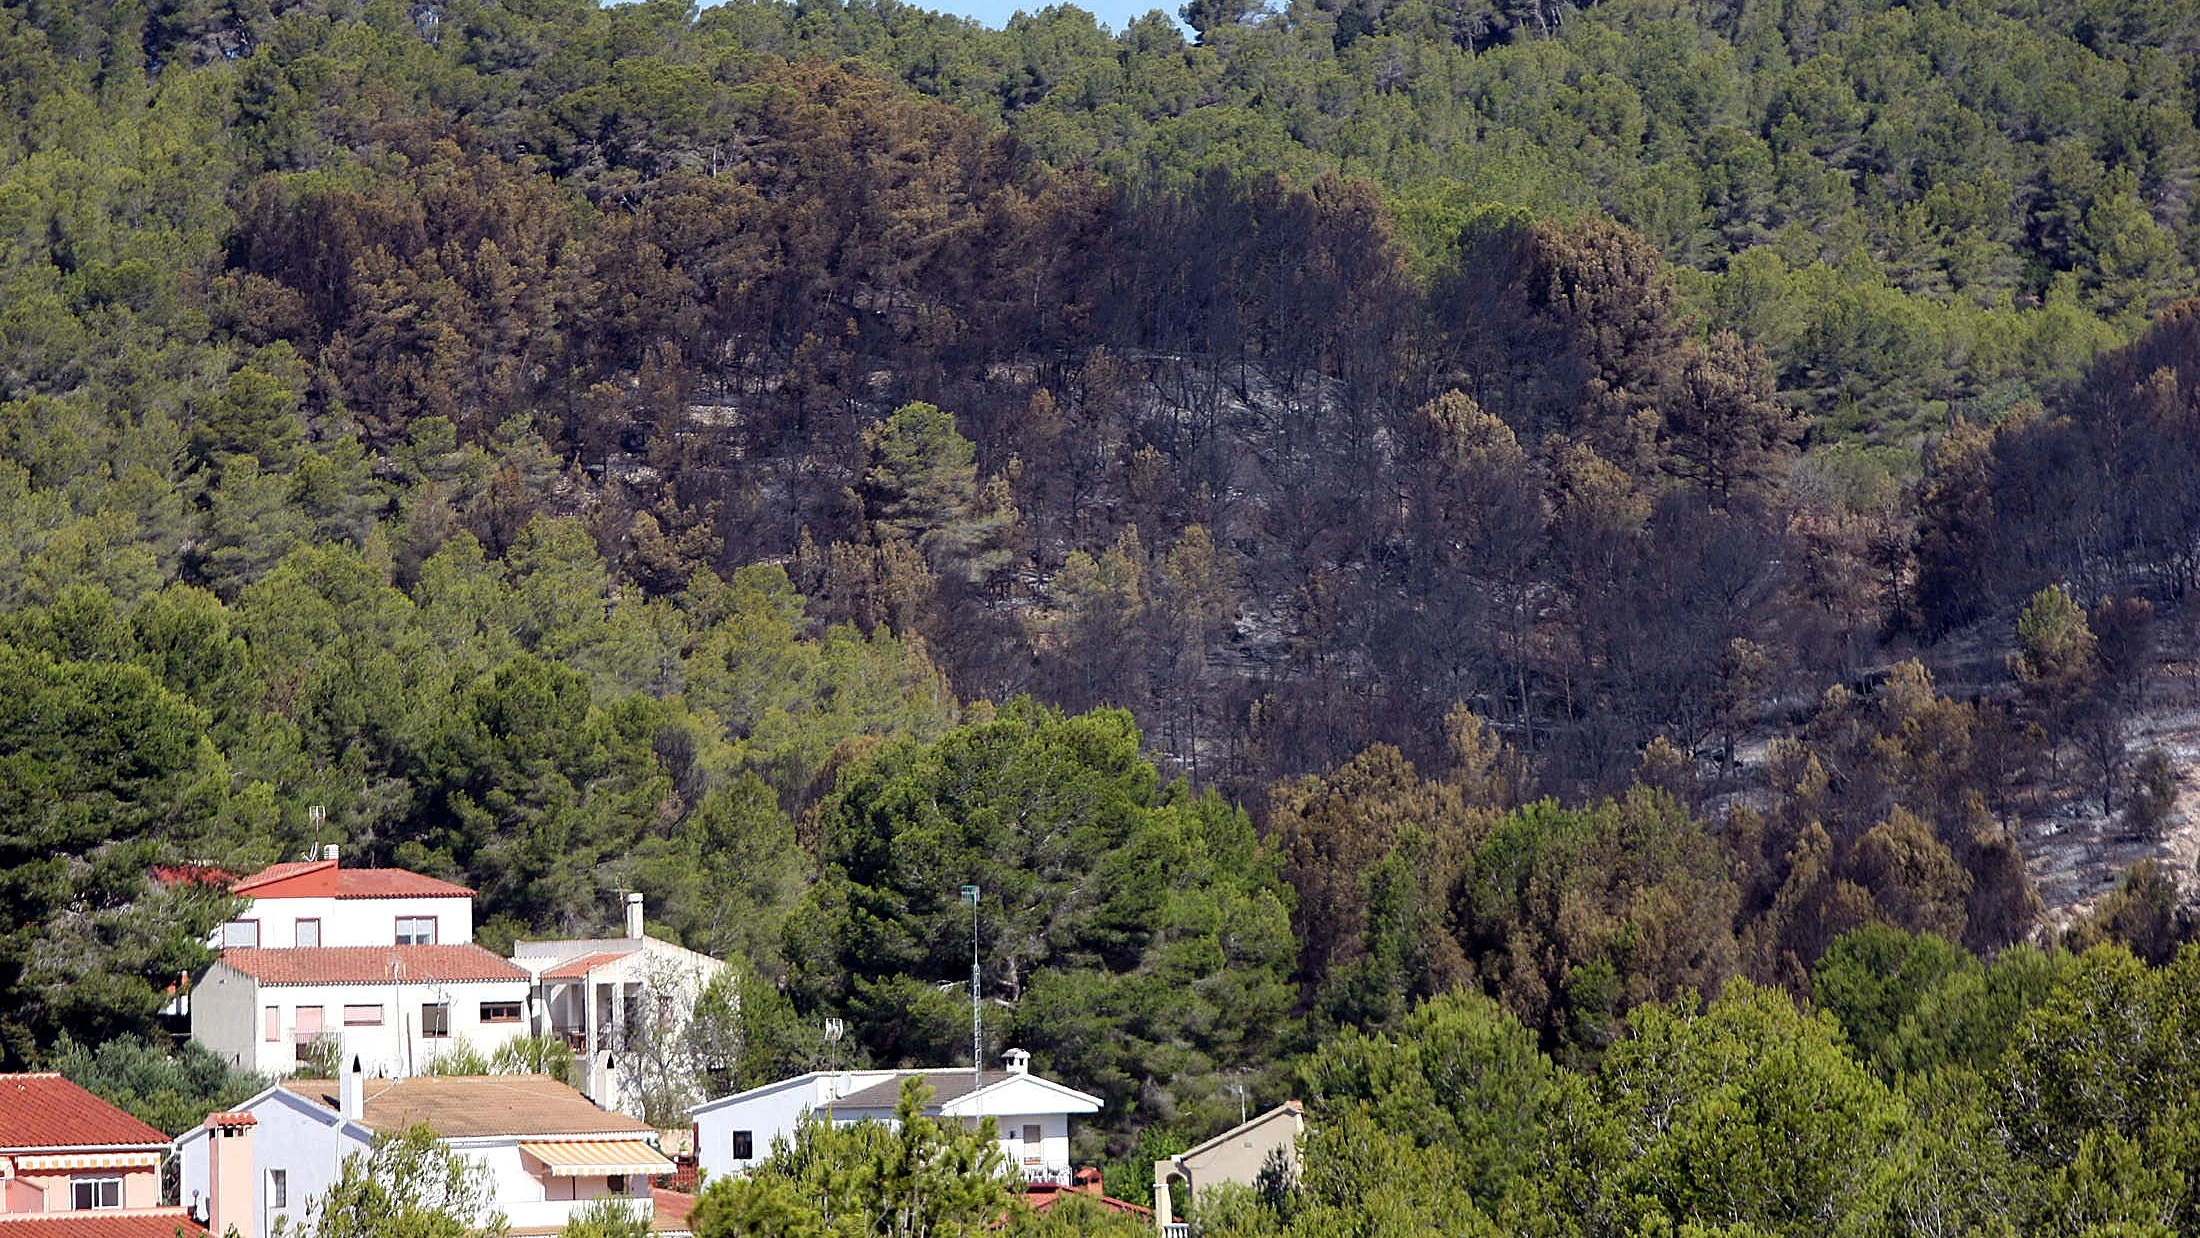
[1153,1101,1304,1236]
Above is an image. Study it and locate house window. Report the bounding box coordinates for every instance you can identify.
[264,1006,280,1042]
[1023,1124,1042,1147]
[71,1177,122,1210]
[731,1131,754,1161]
[269,1169,288,1209]
[293,1006,324,1044]
[294,919,321,948]
[395,916,437,945]
[421,1003,450,1038]
[343,1004,384,1026]
[223,920,260,948]
[607,1175,629,1196]
[479,1001,521,1024]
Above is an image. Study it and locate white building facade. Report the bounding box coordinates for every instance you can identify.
[211,855,474,950]
[175,1071,674,1238]
[189,945,533,1078]
[691,1052,1101,1185]
[512,895,727,1114]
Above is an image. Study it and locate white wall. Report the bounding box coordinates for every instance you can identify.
[178,1088,368,1238]
[177,1096,657,1237]
[835,1104,1072,1176]
[199,971,533,1077]
[454,1140,652,1230]
[220,895,475,949]
[692,1072,899,1181]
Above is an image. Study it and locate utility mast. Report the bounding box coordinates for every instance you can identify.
[962,884,982,1092]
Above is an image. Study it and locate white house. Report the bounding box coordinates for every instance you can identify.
[211,851,475,950]
[175,1067,681,1238]
[189,944,534,1078]
[691,1050,1102,1185]
[512,895,726,1113]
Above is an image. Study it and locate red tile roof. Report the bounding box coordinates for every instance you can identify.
[0,1076,170,1152]
[1023,1183,1152,1219]
[0,1210,206,1238]
[231,859,472,900]
[538,951,629,980]
[652,1190,697,1234]
[217,945,526,986]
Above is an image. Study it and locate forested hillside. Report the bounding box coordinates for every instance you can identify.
[10,0,2200,1224]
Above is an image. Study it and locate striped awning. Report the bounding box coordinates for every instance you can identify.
[12,1152,164,1172]
[519,1141,673,1177]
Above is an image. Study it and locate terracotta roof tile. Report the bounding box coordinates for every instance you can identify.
[280,1076,653,1139]
[0,1211,205,1238]
[231,860,472,900]
[651,1190,697,1234]
[217,945,526,986]
[0,1076,171,1151]
[1024,1185,1152,1219]
[538,952,629,980]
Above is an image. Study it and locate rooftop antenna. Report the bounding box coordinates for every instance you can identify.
[962,885,981,1094]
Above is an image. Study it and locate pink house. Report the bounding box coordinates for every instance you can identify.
[0,1074,203,1238]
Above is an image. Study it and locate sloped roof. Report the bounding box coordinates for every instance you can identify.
[0,1075,171,1151]
[232,859,472,900]
[1025,1183,1153,1220]
[651,1190,698,1235]
[217,945,526,986]
[281,1075,654,1139]
[830,1070,1102,1116]
[538,951,630,980]
[830,1071,985,1112]
[0,1211,206,1238]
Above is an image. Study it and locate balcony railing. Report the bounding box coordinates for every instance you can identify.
[1019,1165,1072,1186]
[1162,1224,1191,1238]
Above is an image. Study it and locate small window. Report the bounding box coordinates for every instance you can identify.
[479,1001,522,1024]
[395,916,437,946]
[71,1177,122,1210]
[607,1175,629,1195]
[343,1004,384,1026]
[731,1131,754,1161]
[294,919,321,948]
[293,1006,324,1044]
[1023,1124,1042,1147]
[269,1169,287,1209]
[421,1003,450,1038]
[223,920,260,948]
[264,1006,280,1042]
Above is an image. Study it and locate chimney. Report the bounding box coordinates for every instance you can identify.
[204,1112,258,1238]
[340,1054,364,1121]
[321,843,339,862]
[1074,1166,1103,1196]
[592,1052,619,1106]
[1003,1048,1030,1075]
[624,893,644,940]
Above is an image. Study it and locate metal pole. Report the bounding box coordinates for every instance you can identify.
[962,885,981,1090]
